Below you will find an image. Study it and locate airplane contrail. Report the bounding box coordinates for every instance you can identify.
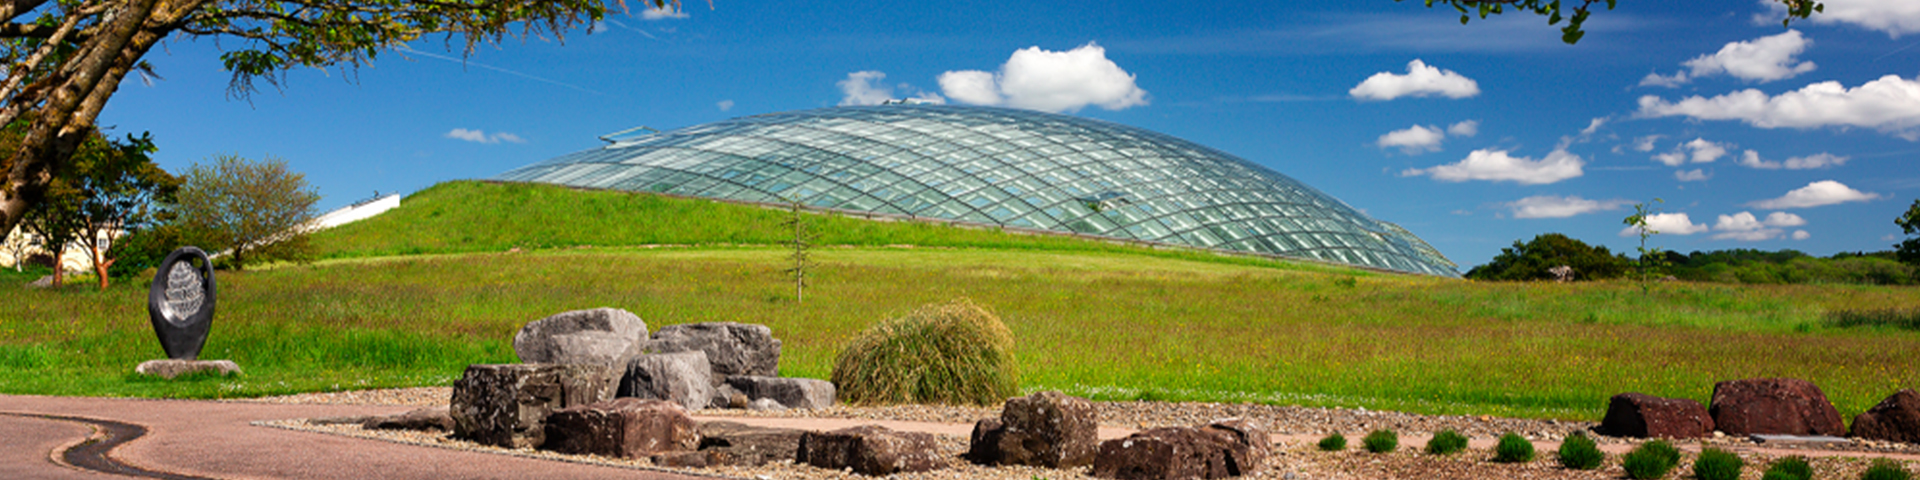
[396,45,605,95]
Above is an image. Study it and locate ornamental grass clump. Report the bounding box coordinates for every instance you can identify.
[1763,456,1811,480]
[1622,440,1682,480]
[1693,448,1743,480]
[1425,430,1468,455]
[1493,432,1535,463]
[1863,459,1912,480]
[1363,429,1398,453]
[830,298,1017,406]
[1318,432,1347,451]
[1555,432,1604,470]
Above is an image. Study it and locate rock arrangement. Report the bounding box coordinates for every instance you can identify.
[438,308,835,466]
[1603,378,1920,445]
[967,390,1099,468]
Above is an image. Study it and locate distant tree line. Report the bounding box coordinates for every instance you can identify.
[1467,233,1917,286]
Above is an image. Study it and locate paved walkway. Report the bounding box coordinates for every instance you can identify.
[5,394,1917,479]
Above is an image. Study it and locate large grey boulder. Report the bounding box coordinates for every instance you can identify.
[968,390,1099,468]
[620,351,715,411]
[646,322,780,383]
[797,425,947,475]
[543,398,699,459]
[514,308,649,382]
[450,364,615,449]
[725,376,835,410]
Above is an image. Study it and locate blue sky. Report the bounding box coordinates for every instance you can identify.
[99,0,1920,270]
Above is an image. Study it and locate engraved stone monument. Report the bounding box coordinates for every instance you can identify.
[136,247,240,379]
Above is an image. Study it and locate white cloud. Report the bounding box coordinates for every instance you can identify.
[1747,180,1882,209]
[1622,212,1711,237]
[1632,135,1664,152]
[1792,230,1811,240]
[1448,120,1480,137]
[838,71,945,106]
[640,5,688,20]
[1637,75,1920,138]
[1401,148,1584,185]
[1652,138,1731,166]
[1377,125,1446,154]
[936,43,1148,113]
[1643,30,1815,86]
[445,128,525,144]
[1736,150,1849,170]
[717,100,735,112]
[1349,59,1480,101]
[1710,211,1808,241]
[838,71,895,106]
[1579,117,1607,136]
[1504,195,1631,219]
[1675,169,1711,182]
[1767,0,1920,37]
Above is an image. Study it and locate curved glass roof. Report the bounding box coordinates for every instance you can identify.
[497,104,1458,276]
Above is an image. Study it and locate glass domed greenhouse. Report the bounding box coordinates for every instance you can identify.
[496,104,1459,277]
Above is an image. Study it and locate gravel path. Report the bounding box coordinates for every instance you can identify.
[246,387,1920,480]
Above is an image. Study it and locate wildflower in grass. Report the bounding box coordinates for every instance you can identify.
[1425,429,1468,455]
[1363,429,1397,453]
[1317,432,1347,451]
[1493,432,1534,463]
[1555,432,1603,470]
[1692,448,1743,480]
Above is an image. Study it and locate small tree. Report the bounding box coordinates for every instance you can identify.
[1897,199,1920,274]
[1623,199,1668,292]
[781,194,818,302]
[20,180,80,286]
[172,154,319,271]
[65,132,177,290]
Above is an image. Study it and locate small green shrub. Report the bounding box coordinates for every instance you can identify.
[1693,448,1743,480]
[1318,432,1347,451]
[1363,429,1398,453]
[830,299,1018,406]
[1864,459,1912,480]
[1556,432,1604,470]
[1493,432,1535,463]
[1764,456,1812,480]
[1425,430,1468,455]
[1622,440,1681,480]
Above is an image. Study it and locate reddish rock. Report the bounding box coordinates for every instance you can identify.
[1851,389,1920,443]
[1599,393,1715,439]
[697,421,806,466]
[363,407,455,432]
[797,425,947,475]
[543,398,698,459]
[450,364,616,448]
[1092,421,1268,480]
[1709,378,1846,436]
[967,391,1100,468]
[649,451,711,468]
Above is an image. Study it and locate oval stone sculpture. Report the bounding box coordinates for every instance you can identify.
[147,247,217,360]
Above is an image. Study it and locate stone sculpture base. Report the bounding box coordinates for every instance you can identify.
[135,359,242,379]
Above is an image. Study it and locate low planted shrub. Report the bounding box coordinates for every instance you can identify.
[1363,429,1398,453]
[1425,429,1468,455]
[1764,456,1812,480]
[1556,432,1604,470]
[1493,432,1535,463]
[1318,432,1347,451]
[1622,440,1682,480]
[1693,448,1743,480]
[1864,459,1912,480]
[830,298,1018,406]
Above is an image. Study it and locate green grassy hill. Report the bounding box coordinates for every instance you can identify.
[3,181,1916,422]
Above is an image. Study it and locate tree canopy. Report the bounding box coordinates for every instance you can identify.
[172,154,317,270]
[1465,233,1629,281]
[1897,199,1920,269]
[1398,0,1825,44]
[1,0,680,240]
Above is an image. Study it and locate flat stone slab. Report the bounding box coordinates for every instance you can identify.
[134,359,241,379]
[1749,434,1852,445]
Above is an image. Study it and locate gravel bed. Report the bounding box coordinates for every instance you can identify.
[250,387,1920,479]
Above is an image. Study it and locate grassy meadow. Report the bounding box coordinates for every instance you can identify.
[3,181,1917,422]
